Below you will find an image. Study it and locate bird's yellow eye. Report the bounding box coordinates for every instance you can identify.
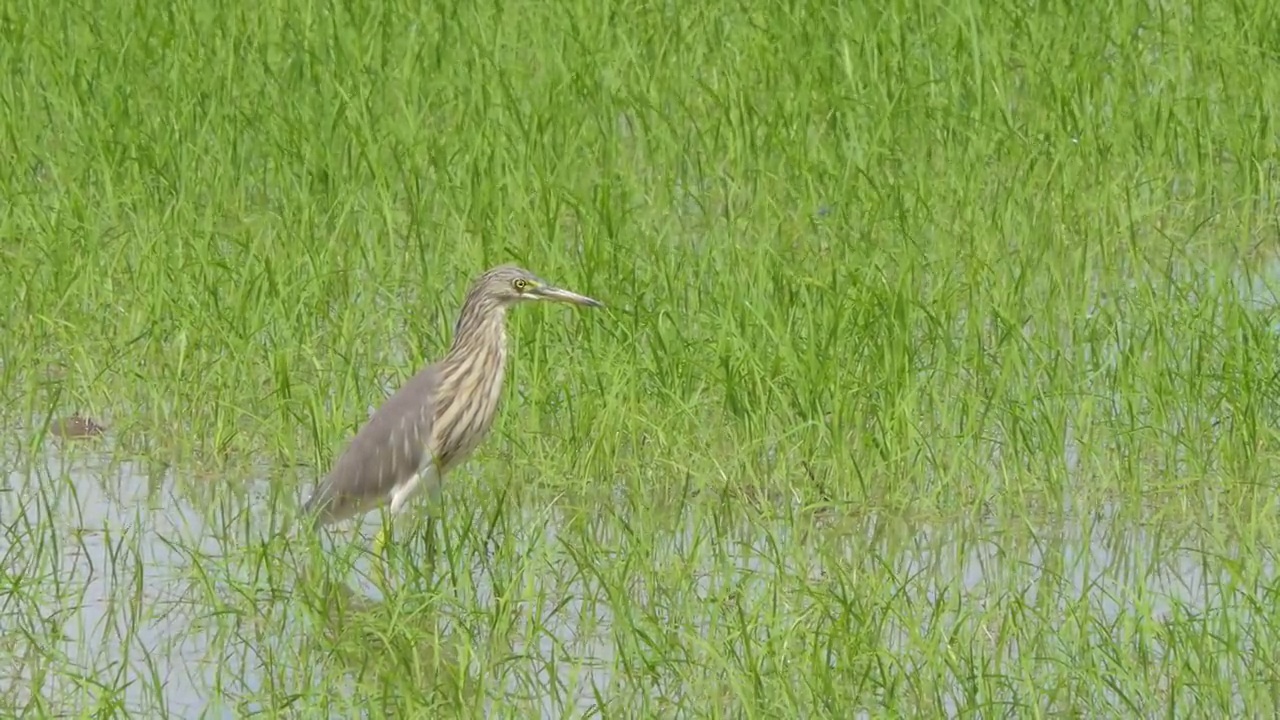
[512,278,528,291]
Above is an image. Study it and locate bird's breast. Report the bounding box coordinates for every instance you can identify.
[431,341,508,473]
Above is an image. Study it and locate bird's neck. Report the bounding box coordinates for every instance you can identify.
[447,303,508,358]
[432,305,511,468]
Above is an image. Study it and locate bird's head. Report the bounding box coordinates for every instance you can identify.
[473,264,605,310]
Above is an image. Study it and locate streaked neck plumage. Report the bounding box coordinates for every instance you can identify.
[430,291,511,470]
[446,289,510,363]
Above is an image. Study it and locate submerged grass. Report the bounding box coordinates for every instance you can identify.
[3,0,1280,715]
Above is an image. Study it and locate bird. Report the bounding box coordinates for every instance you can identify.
[301,264,604,564]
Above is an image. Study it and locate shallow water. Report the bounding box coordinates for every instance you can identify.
[0,433,1273,716]
[2,446,239,717]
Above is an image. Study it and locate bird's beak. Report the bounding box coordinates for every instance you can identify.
[534,285,605,308]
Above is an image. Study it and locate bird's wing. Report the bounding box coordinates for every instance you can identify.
[303,365,439,526]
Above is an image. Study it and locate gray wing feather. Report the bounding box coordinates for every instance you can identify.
[303,365,439,526]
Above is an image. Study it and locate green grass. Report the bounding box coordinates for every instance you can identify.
[3,0,1280,715]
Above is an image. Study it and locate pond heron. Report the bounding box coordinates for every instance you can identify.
[302,264,603,558]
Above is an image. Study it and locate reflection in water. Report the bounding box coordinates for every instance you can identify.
[0,436,1271,716]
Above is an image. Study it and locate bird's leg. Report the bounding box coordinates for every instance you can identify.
[377,466,434,587]
[375,522,393,559]
[373,516,394,592]
[373,517,386,591]
[418,467,445,576]
[422,515,438,572]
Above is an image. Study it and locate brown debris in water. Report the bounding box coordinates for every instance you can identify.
[50,414,107,439]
